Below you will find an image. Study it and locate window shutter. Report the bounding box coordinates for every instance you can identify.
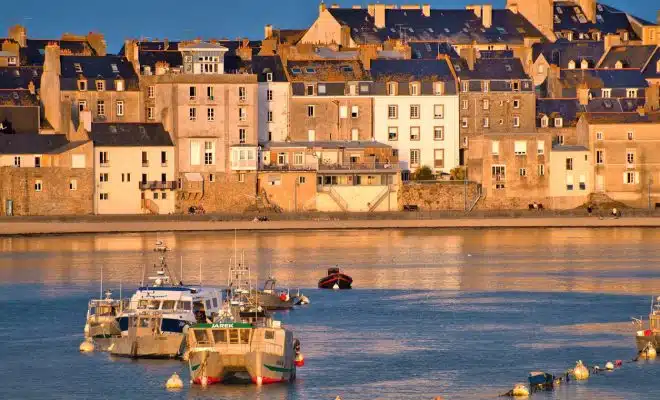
[190,141,201,165]
[340,106,348,118]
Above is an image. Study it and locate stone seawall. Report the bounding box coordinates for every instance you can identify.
[399,182,479,211]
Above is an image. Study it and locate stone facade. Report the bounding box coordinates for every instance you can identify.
[399,182,479,211]
[288,96,373,141]
[177,172,257,213]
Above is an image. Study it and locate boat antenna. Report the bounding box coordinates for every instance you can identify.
[100,264,103,300]
[180,255,183,285]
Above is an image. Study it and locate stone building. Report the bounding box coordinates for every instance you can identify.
[89,122,176,215]
[370,58,459,176]
[253,55,290,143]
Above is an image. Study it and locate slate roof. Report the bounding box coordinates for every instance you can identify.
[552,144,589,152]
[559,69,649,89]
[0,133,80,154]
[22,38,95,66]
[272,29,307,45]
[644,48,660,79]
[553,3,650,40]
[138,50,183,70]
[245,56,287,82]
[60,56,139,91]
[0,90,39,107]
[584,112,660,124]
[370,59,456,82]
[599,45,657,69]
[179,42,228,50]
[327,7,543,45]
[459,57,529,80]
[89,123,173,147]
[263,140,391,149]
[0,67,41,89]
[409,42,459,59]
[532,40,604,69]
[536,99,586,127]
[286,60,368,82]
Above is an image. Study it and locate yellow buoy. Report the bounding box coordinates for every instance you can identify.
[641,344,657,359]
[165,372,184,390]
[573,360,590,380]
[79,338,94,352]
[605,361,614,370]
[512,383,529,397]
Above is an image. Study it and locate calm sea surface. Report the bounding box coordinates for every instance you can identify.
[1,228,660,399]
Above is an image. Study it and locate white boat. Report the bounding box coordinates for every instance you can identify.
[84,289,123,350]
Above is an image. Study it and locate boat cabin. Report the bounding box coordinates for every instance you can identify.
[327,267,340,275]
[188,322,286,357]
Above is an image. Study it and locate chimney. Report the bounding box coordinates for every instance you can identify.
[482,4,492,28]
[264,24,273,39]
[466,5,482,18]
[44,43,61,75]
[124,39,140,74]
[330,3,339,8]
[373,4,386,29]
[352,5,362,9]
[577,84,590,106]
[578,0,596,24]
[603,34,622,55]
[422,4,431,17]
[80,109,92,132]
[8,25,27,47]
[164,38,169,50]
[460,46,477,71]
[86,32,107,56]
[319,2,326,15]
[237,39,253,61]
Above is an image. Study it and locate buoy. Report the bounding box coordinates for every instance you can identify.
[165,372,184,390]
[79,338,95,352]
[573,360,590,380]
[256,376,263,385]
[335,397,342,400]
[641,344,657,359]
[332,282,339,290]
[512,383,529,397]
[605,361,614,370]
[295,352,305,367]
[298,295,310,305]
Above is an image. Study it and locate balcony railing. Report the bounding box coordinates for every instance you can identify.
[260,163,318,172]
[318,161,399,172]
[138,181,178,190]
[230,159,258,171]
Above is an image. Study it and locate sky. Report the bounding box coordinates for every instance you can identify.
[0,0,658,53]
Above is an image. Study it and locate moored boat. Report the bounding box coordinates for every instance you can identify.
[633,296,660,352]
[528,371,554,391]
[109,311,184,358]
[252,277,294,311]
[84,289,123,350]
[318,267,352,289]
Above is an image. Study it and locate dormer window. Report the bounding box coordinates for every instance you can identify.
[462,81,469,92]
[96,80,105,91]
[627,88,638,98]
[566,31,573,41]
[568,60,576,69]
[110,64,119,74]
[78,80,87,91]
[305,84,315,96]
[541,115,549,128]
[410,82,420,96]
[482,81,489,93]
[266,72,273,82]
[657,60,660,73]
[434,82,444,96]
[615,60,624,69]
[622,31,629,41]
[115,80,124,91]
[602,88,611,98]
[387,82,397,96]
[580,59,589,69]
[554,117,563,128]
[512,81,520,91]
[74,63,82,73]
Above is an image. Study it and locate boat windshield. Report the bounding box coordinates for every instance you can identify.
[328,267,340,275]
[177,301,192,311]
[161,300,176,310]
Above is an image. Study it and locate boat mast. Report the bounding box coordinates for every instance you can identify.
[100,264,103,300]
[180,255,183,285]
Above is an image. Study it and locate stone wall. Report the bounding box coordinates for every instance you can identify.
[399,182,479,211]
[0,167,94,216]
[176,172,257,213]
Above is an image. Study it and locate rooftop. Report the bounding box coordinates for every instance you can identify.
[286,60,368,82]
[89,123,173,147]
[584,112,660,124]
[599,45,658,69]
[532,40,604,69]
[559,68,649,89]
[0,133,86,155]
[370,59,456,82]
[263,140,391,149]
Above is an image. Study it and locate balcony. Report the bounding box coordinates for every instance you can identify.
[318,161,399,173]
[261,163,318,172]
[142,161,149,167]
[230,146,258,171]
[100,162,110,168]
[138,181,178,190]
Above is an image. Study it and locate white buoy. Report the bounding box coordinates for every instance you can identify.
[166,372,183,389]
[512,383,529,397]
[573,360,590,380]
[299,295,310,305]
[605,361,614,370]
[79,338,94,352]
[332,282,339,290]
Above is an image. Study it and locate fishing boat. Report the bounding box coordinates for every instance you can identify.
[633,296,660,352]
[318,266,352,289]
[528,371,554,391]
[84,289,123,350]
[111,241,222,358]
[256,277,295,310]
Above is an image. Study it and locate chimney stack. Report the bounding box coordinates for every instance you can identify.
[44,43,61,75]
[578,0,596,24]
[8,25,27,48]
[374,4,386,29]
[466,5,482,18]
[482,4,492,28]
[80,109,92,132]
[264,24,273,39]
[319,2,326,15]
[422,4,431,17]
[577,84,590,106]
[657,10,660,25]
[86,32,107,56]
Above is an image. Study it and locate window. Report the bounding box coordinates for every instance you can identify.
[483,117,490,128]
[239,107,247,121]
[461,118,468,128]
[434,127,444,141]
[207,108,215,121]
[410,127,420,141]
[267,111,273,122]
[482,99,489,110]
[239,129,246,144]
[628,131,634,140]
[514,141,527,155]
[307,105,315,117]
[298,176,306,184]
[153,192,159,200]
[410,105,420,119]
[566,175,574,191]
[351,105,359,118]
[141,173,147,184]
[537,140,544,155]
[318,84,326,95]
[596,150,604,164]
[207,86,214,100]
[557,135,565,145]
[266,72,273,82]
[627,151,635,165]
[189,107,197,121]
[308,129,315,141]
[99,173,109,182]
[491,140,499,155]
[69,179,77,190]
[541,115,548,128]
[74,63,83,73]
[512,81,520,91]
[97,100,105,116]
[462,81,469,92]
[434,149,444,168]
[387,82,397,95]
[238,173,246,183]
[116,101,124,117]
[161,151,167,166]
[513,116,520,128]
[239,87,247,101]
[189,86,197,100]
[492,165,506,189]
[277,152,286,165]
[34,156,41,168]
[115,80,124,91]
[434,104,444,119]
[78,80,87,91]
[434,82,444,95]
[209,174,215,182]
[147,107,155,120]
[579,175,586,190]
[78,100,87,112]
[625,171,636,184]
[463,137,469,147]
[596,132,603,140]
[148,86,155,99]
[204,141,215,165]
[351,128,359,141]
[519,168,527,177]
[410,149,420,166]
[566,158,573,171]
[513,99,520,109]
[96,80,105,91]
[306,85,314,96]
[388,105,398,119]
[388,127,398,141]
[627,88,638,98]
[538,164,545,176]
[33,179,42,192]
[266,89,273,101]
[99,193,108,200]
[554,117,563,128]
[482,81,489,92]
[339,106,348,119]
[294,152,304,165]
[602,89,611,98]
[410,82,420,96]
[99,152,108,166]
[462,100,468,110]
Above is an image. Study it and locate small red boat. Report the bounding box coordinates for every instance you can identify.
[318,267,352,289]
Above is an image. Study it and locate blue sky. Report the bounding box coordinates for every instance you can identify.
[1,0,658,53]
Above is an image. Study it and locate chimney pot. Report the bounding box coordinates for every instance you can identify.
[482,4,492,28]
[319,2,326,15]
[264,24,273,39]
[422,4,431,17]
[374,4,386,29]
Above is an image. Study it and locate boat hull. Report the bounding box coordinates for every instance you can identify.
[635,332,660,352]
[189,350,295,385]
[110,334,183,359]
[251,292,294,310]
[86,317,121,339]
[318,274,352,289]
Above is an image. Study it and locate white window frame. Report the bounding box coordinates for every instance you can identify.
[434,104,444,119]
[116,100,124,117]
[189,107,197,121]
[514,140,527,155]
[433,126,444,141]
[351,105,359,118]
[388,105,398,119]
[537,140,544,155]
[410,105,420,119]
[491,140,499,155]
[148,86,155,99]
[207,107,215,121]
[410,149,420,167]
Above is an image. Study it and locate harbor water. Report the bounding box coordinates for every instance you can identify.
[1,228,659,399]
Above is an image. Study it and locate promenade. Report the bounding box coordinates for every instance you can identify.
[2,211,660,236]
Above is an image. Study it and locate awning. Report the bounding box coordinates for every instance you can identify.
[184,172,203,182]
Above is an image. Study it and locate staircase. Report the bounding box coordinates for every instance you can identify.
[141,199,159,215]
[368,185,393,212]
[323,186,348,212]
[250,190,282,213]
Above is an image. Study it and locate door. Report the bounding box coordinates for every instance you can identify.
[596,175,604,192]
